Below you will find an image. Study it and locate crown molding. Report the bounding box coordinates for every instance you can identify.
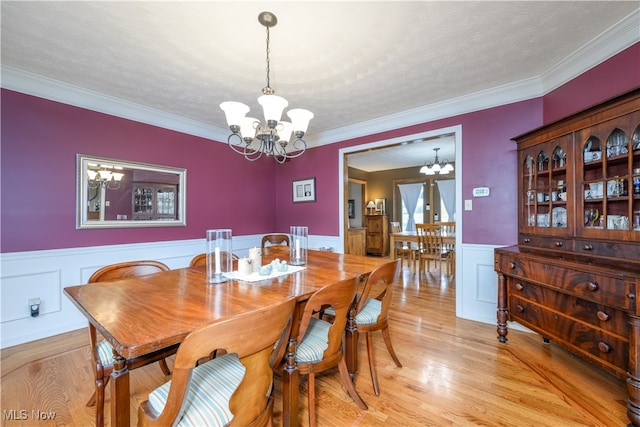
[541,8,640,93]
[1,66,230,143]
[2,8,637,148]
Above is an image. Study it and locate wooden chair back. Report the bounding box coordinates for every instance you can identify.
[138,297,296,427]
[416,224,443,256]
[355,259,400,324]
[261,234,290,250]
[296,277,358,364]
[440,221,456,235]
[189,252,238,269]
[89,260,169,283]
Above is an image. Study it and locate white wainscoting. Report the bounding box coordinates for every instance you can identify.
[0,234,342,349]
[456,243,502,326]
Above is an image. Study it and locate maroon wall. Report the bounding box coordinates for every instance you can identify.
[0,90,277,252]
[543,43,640,123]
[3,44,638,252]
[274,99,542,245]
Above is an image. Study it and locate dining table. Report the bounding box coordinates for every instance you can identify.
[64,249,389,427]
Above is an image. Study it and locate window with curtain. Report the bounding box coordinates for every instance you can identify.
[398,182,424,231]
[436,179,455,222]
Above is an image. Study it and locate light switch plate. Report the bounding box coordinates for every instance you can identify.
[465,200,472,211]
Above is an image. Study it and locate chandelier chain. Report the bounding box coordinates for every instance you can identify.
[263,26,272,95]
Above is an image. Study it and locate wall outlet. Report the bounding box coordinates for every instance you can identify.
[28,298,41,317]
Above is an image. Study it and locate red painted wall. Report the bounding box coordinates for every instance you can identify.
[0,90,277,252]
[2,44,638,252]
[275,99,542,246]
[543,43,640,123]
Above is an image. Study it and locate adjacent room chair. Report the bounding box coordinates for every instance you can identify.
[138,297,296,427]
[293,277,366,427]
[390,221,416,268]
[261,234,290,252]
[439,221,456,276]
[86,260,176,427]
[416,224,447,278]
[354,259,402,395]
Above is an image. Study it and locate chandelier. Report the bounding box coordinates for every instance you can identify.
[220,11,314,164]
[87,164,124,190]
[420,148,454,175]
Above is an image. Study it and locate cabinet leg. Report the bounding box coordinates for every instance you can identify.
[496,272,509,343]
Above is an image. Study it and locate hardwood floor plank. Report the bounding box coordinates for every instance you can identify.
[1,263,628,426]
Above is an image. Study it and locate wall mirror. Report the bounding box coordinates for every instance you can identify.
[76,154,187,229]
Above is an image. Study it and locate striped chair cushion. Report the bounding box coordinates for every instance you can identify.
[147,353,246,427]
[96,340,114,366]
[322,306,336,317]
[355,298,381,325]
[296,317,331,363]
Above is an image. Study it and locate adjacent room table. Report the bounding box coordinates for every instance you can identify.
[64,249,388,427]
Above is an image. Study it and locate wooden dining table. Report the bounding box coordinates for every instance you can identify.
[64,249,389,427]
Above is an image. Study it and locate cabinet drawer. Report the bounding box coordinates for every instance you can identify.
[519,235,574,251]
[498,254,631,309]
[575,239,640,260]
[508,279,628,337]
[509,296,628,375]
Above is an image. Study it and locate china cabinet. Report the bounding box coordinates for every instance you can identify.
[132,183,178,220]
[365,215,389,256]
[495,88,640,426]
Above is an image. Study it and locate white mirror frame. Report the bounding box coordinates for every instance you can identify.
[76,154,187,229]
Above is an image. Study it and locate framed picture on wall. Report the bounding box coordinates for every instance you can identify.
[293,177,316,203]
[375,198,386,215]
[348,199,355,218]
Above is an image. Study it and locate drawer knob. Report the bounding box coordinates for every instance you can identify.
[596,311,610,322]
[516,304,524,313]
[515,283,524,291]
[585,282,598,292]
[554,241,563,247]
[509,262,516,270]
[523,238,531,243]
[597,342,611,353]
[582,244,593,251]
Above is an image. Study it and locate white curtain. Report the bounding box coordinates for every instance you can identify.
[436,179,455,220]
[398,183,423,231]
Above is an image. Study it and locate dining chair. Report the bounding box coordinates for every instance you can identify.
[86,260,176,427]
[292,276,366,427]
[439,222,456,276]
[353,259,402,395]
[416,223,447,278]
[261,234,290,252]
[189,252,239,268]
[390,221,415,268]
[138,297,296,427]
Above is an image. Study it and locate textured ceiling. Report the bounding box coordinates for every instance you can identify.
[2,1,638,170]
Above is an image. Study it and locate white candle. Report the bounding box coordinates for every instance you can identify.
[238,258,251,276]
[295,239,301,259]
[214,247,221,275]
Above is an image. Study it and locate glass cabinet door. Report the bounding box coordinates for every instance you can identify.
[520,134,573,235]
[577,112,640,238]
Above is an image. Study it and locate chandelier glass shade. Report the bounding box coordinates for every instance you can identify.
[220,11,314,164]
[420,147,454,175]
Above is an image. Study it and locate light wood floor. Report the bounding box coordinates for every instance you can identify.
[1,262,629,426]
